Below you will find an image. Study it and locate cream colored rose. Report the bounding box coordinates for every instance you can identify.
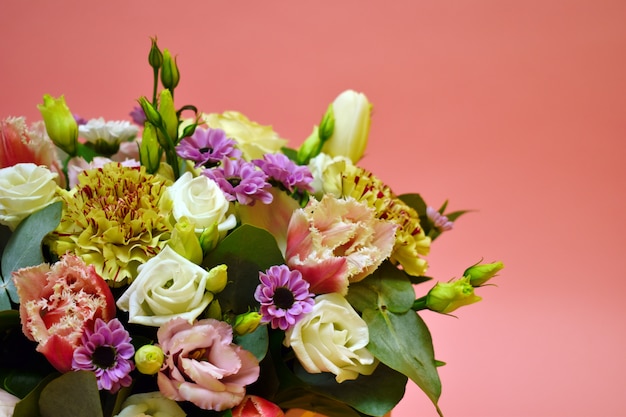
[284,293,378,383]
[0,163,59,230]
[307,152,353,197]
[203,111,287,160]
[116,246,227,326]
[163,171,236,234]
[114,392,185,417]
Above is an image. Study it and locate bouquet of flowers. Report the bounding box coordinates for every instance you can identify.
[0,38,503,417]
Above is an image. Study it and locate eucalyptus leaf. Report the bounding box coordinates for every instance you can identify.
[347,261,414,314]
[363,308,442,416]
[293,363,406,417]
[38,371,103,417]
[12,373,57,417]
[204,225,284,314]
[1,202,62,303]
[234,324,268,361]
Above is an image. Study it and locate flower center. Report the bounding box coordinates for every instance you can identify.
[227,177,242,187]
[92,345,117,369]
[199,147,211,154]
[273,287,295,310]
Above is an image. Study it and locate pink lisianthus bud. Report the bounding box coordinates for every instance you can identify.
[12,254,116,372]
[232,395,285,417]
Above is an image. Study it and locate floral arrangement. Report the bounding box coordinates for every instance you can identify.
[0,38,503,417]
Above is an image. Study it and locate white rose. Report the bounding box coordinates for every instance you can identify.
[165,171,236,234]
[0,163,59,230]
[116,246,227,326]
[307,153,352,197]
[114,392,186,417]
[284,293,378,383]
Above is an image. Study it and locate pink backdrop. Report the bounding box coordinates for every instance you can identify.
[2,1,625,415]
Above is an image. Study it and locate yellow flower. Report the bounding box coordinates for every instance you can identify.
[315,159,431,276]
[202,111,287,160]
[37,94,78,156]
[134,345,164,375]
[48,163,172,287]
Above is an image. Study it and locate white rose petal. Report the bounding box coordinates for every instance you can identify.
[0,163,58,230]
[284,293,378,383]
[165,172,236,234]
[116,246,226,326]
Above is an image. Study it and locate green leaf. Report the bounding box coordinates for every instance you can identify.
[204,225,284,315]
[445,209,471,222]
[3,370,49,399]
[293,363,407,417]
[234,324,268,361]
[346,261,415,314]
[363,309,442,416]
[38,371,103,417]
[1,202,62,303]
[12,373,57,417]
[276,388,366,417]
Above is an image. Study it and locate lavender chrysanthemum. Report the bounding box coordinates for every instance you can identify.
[176,127,241,168]
[129,105,147,126]
[254,265,315,330]
[253,153,314,193]
[72,318,135,393]
[426,206,453,232]
[203,158,273,205]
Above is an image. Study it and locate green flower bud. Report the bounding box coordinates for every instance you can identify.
[205,264,228,294]
[426,276,482,314]
[161,49,180,90]
[148,36,163,70]
[37,94,78,156]
[138,97,163,128]
[139,122,161,174]
[206,299,222,320]
[199,223,220,254]
[158,89,178,142]
[464,261,504,287]
[318,103,335,142]
[296,127,322,165]
[232,311,262,336]
[134,345,164,375]
[168,217,203,265]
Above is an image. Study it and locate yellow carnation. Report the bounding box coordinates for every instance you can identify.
[48,163,172,286]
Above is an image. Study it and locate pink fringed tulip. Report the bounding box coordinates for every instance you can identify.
[232,395,285,417]
[12,255,116,372]
[0,116,65,187]
[285,195,397,295]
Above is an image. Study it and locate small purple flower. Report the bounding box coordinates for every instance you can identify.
[129,105,147,126]
[72,318,135,393]
[73,113,88,126]
[254,265,315,330]
[426,206,453,232]
[253,153,314,193]
[203,158,273,205]
[176,127,241,168]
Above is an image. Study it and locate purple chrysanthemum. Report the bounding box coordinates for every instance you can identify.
[176,127,241,168]
[72,318,135,393]
[254,265,315,330]
[203,158,273,205]
[128,105,147,126]
[253,153,314,193]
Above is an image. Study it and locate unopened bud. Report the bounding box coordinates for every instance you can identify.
[233,311,262,336]
[148,37,163,69]
[38,94,78,156]
[161,49,180,90]
[464,261,504,287]
[426,276,481,314]
[134,345,164,375]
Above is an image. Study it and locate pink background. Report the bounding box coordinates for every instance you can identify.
[2,1,625,416]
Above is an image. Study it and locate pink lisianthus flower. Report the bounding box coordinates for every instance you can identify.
[285,195,397,295]
[157,318,260,412]
[232,395,285,417]
[0,116,65,187]
[12,254,116,372]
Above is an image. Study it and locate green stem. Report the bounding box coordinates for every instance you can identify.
[412,296,428,311]
[152,68,159,106]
